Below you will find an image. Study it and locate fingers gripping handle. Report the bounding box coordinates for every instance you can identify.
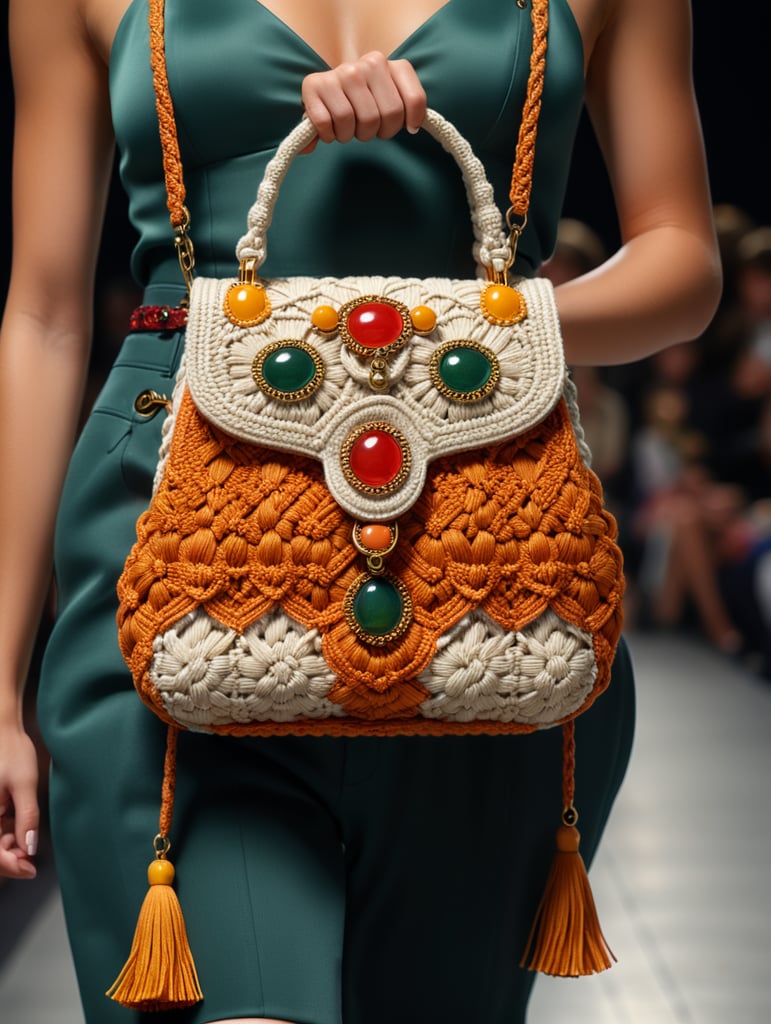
[235,109,513,277]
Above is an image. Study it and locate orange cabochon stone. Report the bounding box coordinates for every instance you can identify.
[410,305,437,334]
[223,282,270,326]
[359,523,394,551]
[311,304,339,332]
[480,283,527,325]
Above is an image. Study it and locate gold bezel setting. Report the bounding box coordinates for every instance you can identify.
[340,421,412,495]
[251,339,325,402]
[223,281,272,328]
[343,572,413,646]
[352,521,399,559]
[428,340,501,403]
[338,295,413,358]
[479,282,527,327]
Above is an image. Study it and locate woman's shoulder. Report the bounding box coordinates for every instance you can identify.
[571,0,693,76]
[20,0,134,67]
[10,0,113,66]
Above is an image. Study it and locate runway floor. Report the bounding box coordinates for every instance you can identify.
[2,629,770,1023]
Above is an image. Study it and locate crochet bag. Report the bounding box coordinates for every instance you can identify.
[108,0,624,1011]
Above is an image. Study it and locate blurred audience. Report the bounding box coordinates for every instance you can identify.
[630,393,743,653]
[545,213,771,675]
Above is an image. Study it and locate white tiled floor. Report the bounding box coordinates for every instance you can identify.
[2,630,770,1023]
[530,631,771,1024]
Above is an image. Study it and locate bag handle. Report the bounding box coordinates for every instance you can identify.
[235,109,511,277]
[147,0,549,289]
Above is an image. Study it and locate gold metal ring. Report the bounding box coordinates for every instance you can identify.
[562,806,579,828]
[153,834,171,857]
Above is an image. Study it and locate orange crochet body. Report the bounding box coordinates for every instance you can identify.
[117,388,624,736]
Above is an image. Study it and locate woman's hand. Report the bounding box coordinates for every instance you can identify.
[0,724,39,879]
[301,52,426,147]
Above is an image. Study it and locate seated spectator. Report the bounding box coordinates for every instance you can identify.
[731,227,771,401]
[630,382,744,654]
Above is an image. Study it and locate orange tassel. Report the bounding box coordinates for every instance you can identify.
[106,854,203,1010]
[520,821,615,977]
[107,725,201,1010]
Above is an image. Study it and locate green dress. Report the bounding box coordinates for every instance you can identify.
[37,1,635,1021]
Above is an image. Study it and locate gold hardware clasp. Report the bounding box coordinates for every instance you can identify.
[238,257,260,285]
[505,207,528,263]
[134,389,170,418]
[173,206,196,296]
[486,263,510,286]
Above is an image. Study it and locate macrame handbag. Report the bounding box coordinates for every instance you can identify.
[108,0,625,1011]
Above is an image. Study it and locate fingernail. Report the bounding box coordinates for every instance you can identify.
[407,125,419,134]
[26,830,38,857]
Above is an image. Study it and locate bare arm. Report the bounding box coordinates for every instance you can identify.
[0,0,114,877]
[556,0,722,364]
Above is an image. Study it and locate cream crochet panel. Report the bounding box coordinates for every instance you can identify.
[150,607,596,729]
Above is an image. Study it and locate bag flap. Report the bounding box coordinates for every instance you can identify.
[184,274,566,520]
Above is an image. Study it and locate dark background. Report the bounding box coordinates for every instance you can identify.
[1,1,770,303]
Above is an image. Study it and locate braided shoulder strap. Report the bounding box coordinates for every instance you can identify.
[147,0,550,287]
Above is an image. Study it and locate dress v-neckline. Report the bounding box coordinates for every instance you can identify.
[252,0,454,69]
[110,0,456,71]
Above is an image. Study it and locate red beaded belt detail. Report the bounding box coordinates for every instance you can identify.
[130,304,188,331]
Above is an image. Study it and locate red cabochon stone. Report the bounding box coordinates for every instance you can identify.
[348,430,404,487]
[347,302,404,349]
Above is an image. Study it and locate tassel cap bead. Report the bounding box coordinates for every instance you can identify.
[555,824,580,853]
[148,858,176,885]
